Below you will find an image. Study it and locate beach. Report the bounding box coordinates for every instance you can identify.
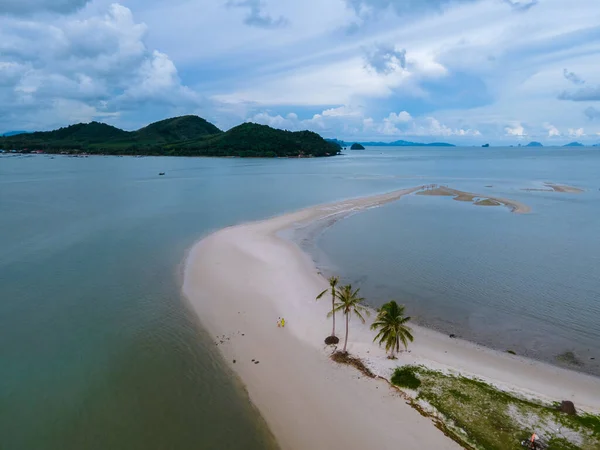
[183,186,600,449]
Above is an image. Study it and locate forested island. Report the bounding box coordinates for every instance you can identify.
[0,116,341,158]
[350,143,365,150]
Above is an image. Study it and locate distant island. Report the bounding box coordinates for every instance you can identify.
[331,139,454,147]
[2,131,28,137]
[482,143,490,148]
[361,140,454,147]
[350,143,365,150]
[526,142,543,147]
[564,142,584,147]
[0,116,341,158]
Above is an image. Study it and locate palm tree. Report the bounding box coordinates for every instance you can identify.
[316,276,339,338]
[370,301,413,359]
[331,284,370,353]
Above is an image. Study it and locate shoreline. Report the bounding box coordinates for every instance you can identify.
[183,187,600,449]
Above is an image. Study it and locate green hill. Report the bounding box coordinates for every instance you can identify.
[5,122,129,148]
[187,123,339,157]
[0,116,340,158]
[134,115,221,143]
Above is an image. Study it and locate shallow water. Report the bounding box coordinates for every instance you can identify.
[1,147,598,448]
[311,147,600,375]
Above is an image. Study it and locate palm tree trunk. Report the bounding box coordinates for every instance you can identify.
[343,312,349,353]
[331,294,336,336]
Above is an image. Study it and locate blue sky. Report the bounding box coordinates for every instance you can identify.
[1,0,600,144]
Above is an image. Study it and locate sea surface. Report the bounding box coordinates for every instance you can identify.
[309,147,600,375]
[1,147,599,448]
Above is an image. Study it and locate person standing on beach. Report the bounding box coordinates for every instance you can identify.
[529,432,539,449]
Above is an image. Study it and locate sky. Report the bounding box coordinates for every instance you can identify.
[1,0,600,144]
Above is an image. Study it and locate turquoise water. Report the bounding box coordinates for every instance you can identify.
[312,147,600,374]
[0,153,409,449]
[1,148,599,448]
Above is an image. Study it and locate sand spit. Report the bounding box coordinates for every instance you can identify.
[522,182,584,193]
[182,187,599,450]
[416,185,531,213]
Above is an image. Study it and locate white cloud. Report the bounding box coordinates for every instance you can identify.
[505,122,526,136]
[544,123,561,137]
[568,127,585,137]
[0,3,206,130]
[1,0,600,142]
[387,111,412,123]
[248,107,480,140]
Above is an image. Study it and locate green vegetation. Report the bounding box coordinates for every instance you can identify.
[316,276,340,341]
[390,365,600,450]
[319,273,599,450]
[370,300,413,358]
[350,143,365,150]
[330,284,370,353]
[390,366,421,389]
[0,116,341,158]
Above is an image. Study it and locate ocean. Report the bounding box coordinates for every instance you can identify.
[0,147,598,448]
[310,147,600,375]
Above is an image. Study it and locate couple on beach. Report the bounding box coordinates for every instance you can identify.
[277,317,286,328]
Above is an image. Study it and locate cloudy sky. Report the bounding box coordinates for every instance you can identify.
[1,0,599,143]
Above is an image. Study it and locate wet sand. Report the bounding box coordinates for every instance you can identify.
[522,182,584,193]
[417,185,531,213]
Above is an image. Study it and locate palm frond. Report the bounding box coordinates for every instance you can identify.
[353,308,367,324]
[315,288,328,300]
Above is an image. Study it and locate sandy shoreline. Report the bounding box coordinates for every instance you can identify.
[183,187,600,449]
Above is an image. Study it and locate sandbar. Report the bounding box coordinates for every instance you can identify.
[522,182,584,193]
[183,187,599,450]
[417,185,531,213]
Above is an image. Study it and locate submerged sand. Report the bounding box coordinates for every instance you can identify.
[522,182,584,193]
[417,185,531,213]
[183,187,600,450]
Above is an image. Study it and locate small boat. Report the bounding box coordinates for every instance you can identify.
[159,172,165,176]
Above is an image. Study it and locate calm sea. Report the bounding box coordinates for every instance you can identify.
[0,147,598,448]
[310,147,600,374]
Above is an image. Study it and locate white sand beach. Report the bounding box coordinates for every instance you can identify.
[183,187,600,450]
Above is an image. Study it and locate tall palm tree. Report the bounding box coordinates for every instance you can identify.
[331,284,370,353]
[316,276,339,337]
[370,301,413,359]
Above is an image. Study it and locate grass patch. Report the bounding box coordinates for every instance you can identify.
[390,365,600,450]
[416,187,456,197]
[391,366,422,389]
[548,437,582,450]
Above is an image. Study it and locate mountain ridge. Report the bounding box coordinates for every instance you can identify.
[0,116,340,158]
